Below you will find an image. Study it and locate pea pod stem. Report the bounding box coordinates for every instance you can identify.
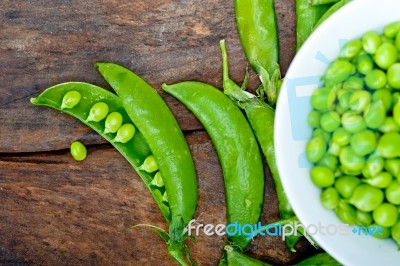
[162,81,265,250]
[96,63,198,265]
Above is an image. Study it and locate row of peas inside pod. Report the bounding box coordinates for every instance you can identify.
[306,21,400,246]
[62,90,168,202]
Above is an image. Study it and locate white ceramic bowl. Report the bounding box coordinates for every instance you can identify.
[275,0,400,265]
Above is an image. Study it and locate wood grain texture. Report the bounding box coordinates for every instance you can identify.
[0,0,316,265]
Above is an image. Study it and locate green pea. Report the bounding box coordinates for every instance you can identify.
[312,128,331,143]
[311,87,336,112]
[113,123,136,143]
[343,76,364,91]
[384,21,400,39]
[340,40,362,59]
[61,90,81,109]
[393,92,400,105]
[356,54,374,75]
[387,63,400,89]
[87,102,109,122]
[349,184,384,212]
[328,140,341,157]
[374,43,398,70]
[362,31,382,54]
[306,136,327,163]
[340,166,362,176]
[335,200,357,224]
[373,225,391,239]
[384,159,400,178]
[317,153,338,171]
[380,117,400,133]
[332,127,350,146]
[372,89,392,112]
[324,60,356,86]
[339,146,365,172]
[104,112,123,134]
[385,180,400,205]
[391,220,400,246]
[365,69,387,89]
[150,171,164,187]
[342,112,367,133]
[364,100,386,129]
[338,90,351,112]
[320,111,341,132]
[335,176,361,199]
[307,110,321,128]
[356,210,373,226]
[350,130,376,156]
[70,141,87,161]
[373,203,398,227]
[310,166,335,188]
[381,35,395,45]
[377,133,400,159]
[320,187,340,210]
[139,155,159,173]
[364,172,393,189]
[363,155,384,178]
[394,100,400,126]
[395,30,400,51]
[349,90,371,113]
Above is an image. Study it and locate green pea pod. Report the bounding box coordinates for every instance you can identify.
[313,0,351,29]
[96,63,197,266]
[162,81,264,250]
[309,0,340,5]
[29,83,171,217]
[296,0,331,50]
[234,0,281,107]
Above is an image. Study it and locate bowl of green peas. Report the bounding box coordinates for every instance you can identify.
[276,0,400,264]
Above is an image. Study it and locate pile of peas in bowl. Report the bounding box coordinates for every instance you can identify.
[306,21,400,247]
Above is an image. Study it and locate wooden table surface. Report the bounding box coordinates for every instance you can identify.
[0,1,319,265]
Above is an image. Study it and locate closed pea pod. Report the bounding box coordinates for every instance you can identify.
[96,63,198,266]
[162,81,264,250]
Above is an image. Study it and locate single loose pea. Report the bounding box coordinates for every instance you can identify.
[320,187,340,209]
[356,54,374,74]
[340,40,362,59]
[306,136,327,163]
[350,130,376,156]
[384,21,400,39]
[363,155,384,178]
[362,31,382,54]
[338,90,351,112]
[339,147,365,173]
[307,110,321,128]
[356,210,373,226]
[374,42,398,70]
[373,225,391,239]
[320,111,341,132]
[113,123,136,143]
[364,172,393,189]
[365,69,387,89]
[139,155,159,173]
[104,112,123,134]
[391,220,400,246]
[87,102,109,122]
[324,60,356,86]
[335,176,361,199]
[312,128,331,143]
[61,91,81,109]
[150,171,164,187]
[385,180,400,205]
[310,166,335,188]
[317,153,338,171]
[311,87,336,112]
[343,76,364,90]
[349,184,384,212]
[349,90,371,113]
[335,200,357,224]
[70,141,87,161]
[377,133,400,159]
[364,100,386,129]
[328,140,341,157]
[372,89,392,112]
[387,63,400,89]
[384,159,400,178]
[332,127,350,146]
[341,112,367,133]
[380,117,400,133]
[373,203,398,227]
